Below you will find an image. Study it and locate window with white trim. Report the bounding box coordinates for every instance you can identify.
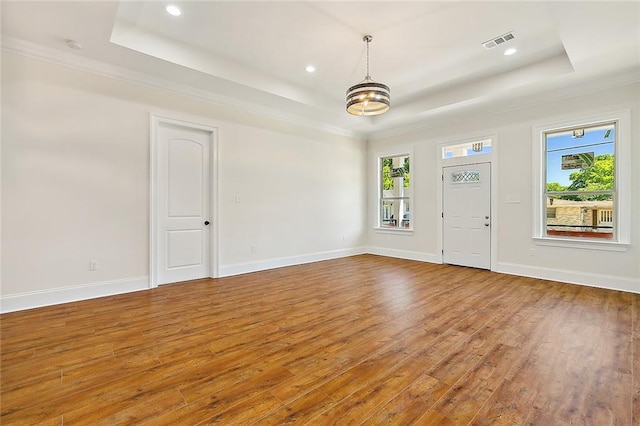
[533,110,630,249]
[544,122,615,240]
[379,154,411,229]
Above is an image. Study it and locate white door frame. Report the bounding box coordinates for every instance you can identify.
[150,114,219,288]
[436,135,497,271]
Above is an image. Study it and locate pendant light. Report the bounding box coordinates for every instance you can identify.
[346,35,390,116]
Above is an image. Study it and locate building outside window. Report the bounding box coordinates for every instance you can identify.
[380,154,411,229]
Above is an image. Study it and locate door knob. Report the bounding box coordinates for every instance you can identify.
[204,221,210,226]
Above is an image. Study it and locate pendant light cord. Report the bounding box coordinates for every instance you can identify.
[365,37,370,80]
[361,34,373,81]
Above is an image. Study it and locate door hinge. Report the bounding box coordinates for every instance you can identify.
[441,174,444,181]
[441,212,444,218]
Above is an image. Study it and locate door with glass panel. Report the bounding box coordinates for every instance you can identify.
[442,162,491,269]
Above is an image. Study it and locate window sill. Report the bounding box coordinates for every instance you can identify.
[375,227,414,235]
[533,237,629,252]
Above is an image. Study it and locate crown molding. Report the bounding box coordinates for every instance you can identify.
[4,35,637,143]
[1,35,361,140]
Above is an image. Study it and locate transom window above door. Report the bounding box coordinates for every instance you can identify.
[442,138,492,159]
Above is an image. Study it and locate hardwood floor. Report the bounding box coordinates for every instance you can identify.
[1,255,638,425]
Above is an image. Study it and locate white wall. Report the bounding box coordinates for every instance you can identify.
[217,120,366,275]
[1,52,366,311]
[2,50,638,313]
[367,82,640,293]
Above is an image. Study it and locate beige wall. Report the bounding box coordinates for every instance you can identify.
[2,49,638,311]
[1,52,366,303]
[368,82,639,292]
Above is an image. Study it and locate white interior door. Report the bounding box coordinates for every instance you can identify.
[157,123,211,285]
[443,162,491,269]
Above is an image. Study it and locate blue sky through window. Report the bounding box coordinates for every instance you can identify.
[442,139,492,159]
[546,125,614,187]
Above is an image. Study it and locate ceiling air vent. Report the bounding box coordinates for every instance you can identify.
[482,32,515,49]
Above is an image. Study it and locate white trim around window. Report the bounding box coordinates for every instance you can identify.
[532,109,631,251]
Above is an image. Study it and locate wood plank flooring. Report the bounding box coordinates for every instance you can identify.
[1,255,638,425]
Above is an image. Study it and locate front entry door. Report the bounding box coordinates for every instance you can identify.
[157,122,212,285]
[443,162,491,269]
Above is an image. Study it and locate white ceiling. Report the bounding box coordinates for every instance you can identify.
[2,1,639,137]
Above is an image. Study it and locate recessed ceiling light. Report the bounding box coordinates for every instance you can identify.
[305,65,316,73]
[65,39,82,50]
[504,48,517,56]
[166,5,182,16]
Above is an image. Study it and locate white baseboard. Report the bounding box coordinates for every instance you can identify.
[496,262,639,294]
[4,255,636,313]
[0,276,149,313]
[219,246,441,278]
[219,247,367,277]
[365,246,442,264]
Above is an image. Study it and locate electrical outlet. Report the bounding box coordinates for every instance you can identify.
[529,248,535,256]
[89,260,98,270]
[251,245,256,253]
